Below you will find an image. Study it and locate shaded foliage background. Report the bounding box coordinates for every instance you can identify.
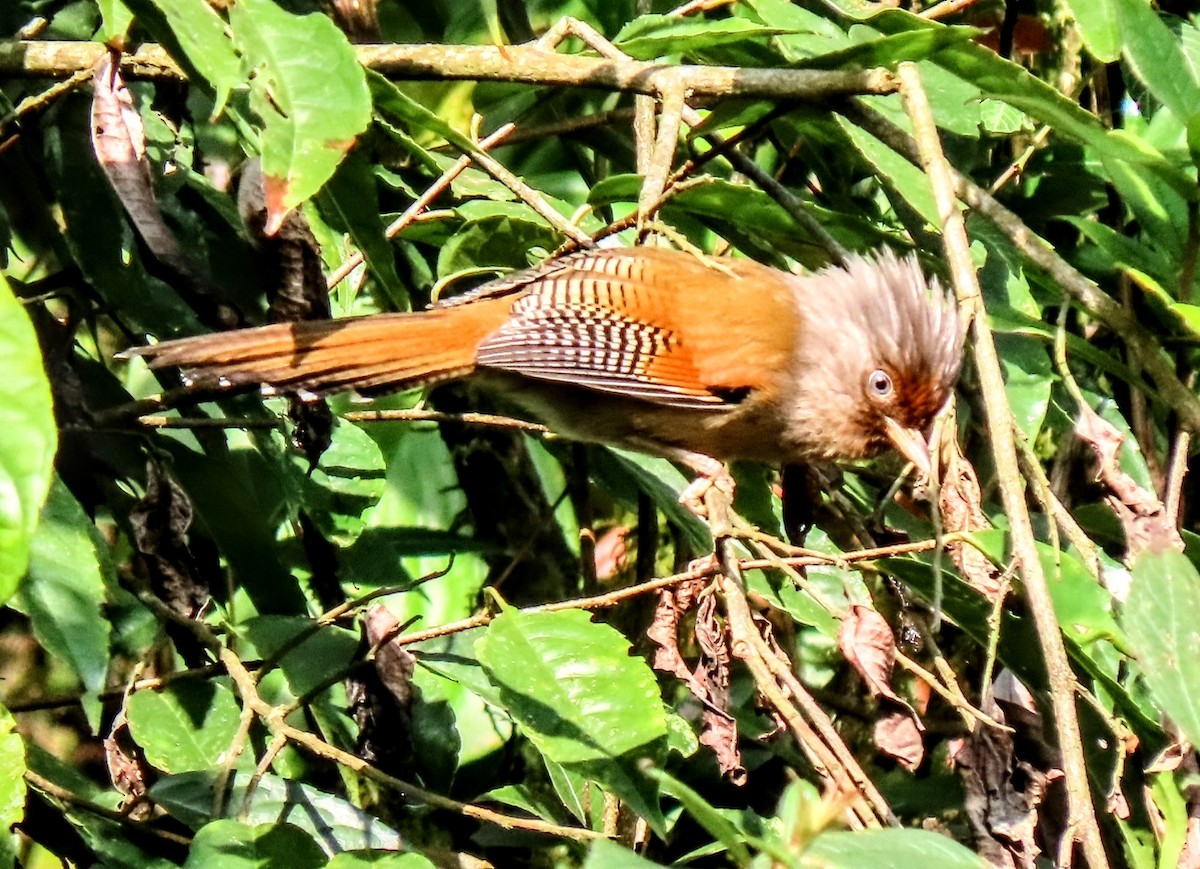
[2,0,1200,867]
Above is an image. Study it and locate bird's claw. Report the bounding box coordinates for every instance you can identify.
[679,467,736,517]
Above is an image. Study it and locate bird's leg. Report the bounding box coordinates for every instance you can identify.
[621,438,733,515]
[674,451,736,517]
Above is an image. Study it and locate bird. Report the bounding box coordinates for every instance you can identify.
[122,246,963,484]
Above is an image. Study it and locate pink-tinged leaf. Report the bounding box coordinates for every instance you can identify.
[261,171,291,238]
[838,603,901,703]
[593,526,629,580]
[91,54,184,264]
[874,709,924,772]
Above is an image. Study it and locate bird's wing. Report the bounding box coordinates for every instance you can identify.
[474,248,795,410]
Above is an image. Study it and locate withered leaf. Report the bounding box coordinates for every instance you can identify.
[838,604,902,704]
[874,707,925,772]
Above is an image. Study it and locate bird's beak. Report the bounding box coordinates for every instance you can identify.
[884,417,932,476]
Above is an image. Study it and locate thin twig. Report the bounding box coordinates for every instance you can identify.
[919,0,984,19]
[1165,429,1192,528]
[468,144,594,247]
[896,62,1109,869]
[123,579,603,841]
[0,67,92,134]
[24,770,192,847]
[327,123,517,290]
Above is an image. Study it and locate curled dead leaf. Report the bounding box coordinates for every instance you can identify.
[838,604,900,703]
[1075,403,1182,561]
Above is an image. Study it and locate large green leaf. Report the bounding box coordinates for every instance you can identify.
[1113,0,1200,124]
[152,770,404,853]
[584,840,668,868]
[127,681,243,773]
[317,152,409,311]
[182,820,326,869]
[19,480,112,700]
[613,14,790,60]
[476,608,669,833]
[228,0,372,233]
[1063,0,1120,62]
[236,616,360,699]
[836,3,1194,194]
[327,853,437,868]
[145,0,243,110]
[0,273,56,603]
[1123,549,1200,748]
[803,829,987,867]
[0,706,24,868]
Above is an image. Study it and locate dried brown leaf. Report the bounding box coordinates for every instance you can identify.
[91,53,184,266]
[939,442,1004,598]
[1075,403,1183,560]
[954,697,1060,869]
[593,526,629,581]
[874,707,924,772]
[838,604,902,703]
[365,605,416,707]
[647,580,744,784]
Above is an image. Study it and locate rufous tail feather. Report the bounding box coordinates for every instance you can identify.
[123,301,509,396]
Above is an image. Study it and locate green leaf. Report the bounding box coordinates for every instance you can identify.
[19,479,112,699]
[649,769,755,862]
[1171,302,1200,337]
[97,0,134,41]
[153,770,405,852]
[1114,0,1200,123]
[1064,0,1119,62]
[0,273,56,602]
[182,820,326,869]
[613,15,789,60]
[587,447,711,554]
[996,335,1052,442]
[43,108,201,338]
[280,419,387,546]
[317,152,409,310]
[839,118,938,226]
[796,26,979,71]
[853,6,1194,195]
[144,0,243,111]
[127,682,242,774]
[237,616,360,699]
[228,0,372,233]
[26,743,181,865]
[1123,549,1200,748]
[970,530,1124,648]
[437,212,563,278]
[0,706,25,869]
[366,71,478,155]
[803,828,987,867]
[584,839,668,868]
[476,608,669,834]
[327,853,436,869]
[1102,152,1189,256]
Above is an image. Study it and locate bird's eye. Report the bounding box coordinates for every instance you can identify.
[867,369,893,399]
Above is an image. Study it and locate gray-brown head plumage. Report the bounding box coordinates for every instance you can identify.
[780,250,964,465]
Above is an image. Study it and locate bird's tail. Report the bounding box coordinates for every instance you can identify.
[122,301,509,396]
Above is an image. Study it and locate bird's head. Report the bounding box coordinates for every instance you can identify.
[784,251,964,471]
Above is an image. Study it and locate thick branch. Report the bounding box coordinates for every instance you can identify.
[2,40,897,101]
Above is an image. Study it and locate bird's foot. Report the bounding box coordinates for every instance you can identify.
[678,457,735,517]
